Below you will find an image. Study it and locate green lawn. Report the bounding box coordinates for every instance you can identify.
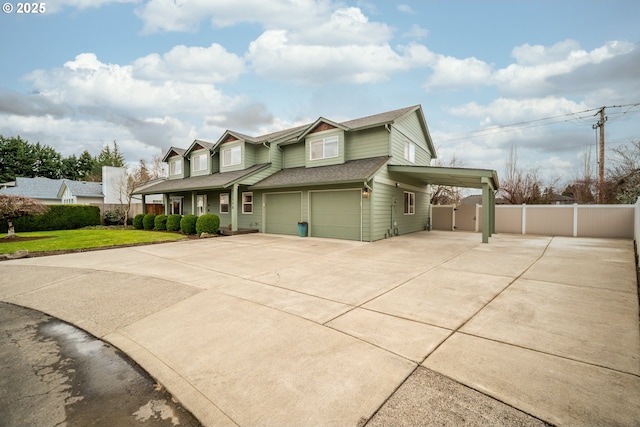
[0,229,188,254]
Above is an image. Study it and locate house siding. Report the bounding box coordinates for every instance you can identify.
[346,127,389,161]
[283,143,305,168]
[371,168,429,240]
[390,111,433,165]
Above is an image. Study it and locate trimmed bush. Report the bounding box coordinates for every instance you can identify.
[142,214,156,230]
[0,204,100,233]
[166,214,182,232]
[133,214,145,230]
[196,214,220,235]
[180,214,197,235]
[103,208,125,226]
[154,214,167,231]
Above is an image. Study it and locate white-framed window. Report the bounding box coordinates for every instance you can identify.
[404,140,416,163]
[192,153,207,172]
[196,194,207,216]
[170,196,183,215]
[310,136,339,160]
[242,192,253,214]
[404,191,415,215]
[222,146,242,167]
[220,193,230,214]
[170,159,182,175]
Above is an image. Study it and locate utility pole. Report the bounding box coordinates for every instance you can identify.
[593,107,607,203]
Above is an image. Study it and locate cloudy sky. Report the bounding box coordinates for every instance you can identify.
[1,0,639,186]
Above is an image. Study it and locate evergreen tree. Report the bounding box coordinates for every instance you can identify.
[0,136,38,182]
[88,141,126,181]
[33,143,63,179]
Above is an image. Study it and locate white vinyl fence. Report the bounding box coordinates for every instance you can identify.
[432,203,636,239]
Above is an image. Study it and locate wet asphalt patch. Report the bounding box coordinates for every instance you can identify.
[0,302,202,427]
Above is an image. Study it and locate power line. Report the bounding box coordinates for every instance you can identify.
[439,103,640,144]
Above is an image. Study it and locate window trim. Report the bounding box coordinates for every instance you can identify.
[192,153,207,172]
[222,145,242,167]
[309,136,339,160]
[220,193,230,214]
[242,192,253,214]
[170,196,184,215]
[404,140,416,163]
[170,159,182,175]
[404,191,415,215]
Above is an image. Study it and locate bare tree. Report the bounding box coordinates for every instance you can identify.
[607,140,640,204]
[117,160,152,227]
[430,151,466,205]
[150,153,168,179]
[0,195,48,238]
[499,146,543,204]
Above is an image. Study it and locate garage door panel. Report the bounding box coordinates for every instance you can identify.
[265,193,301,235]
[311,191,361,240]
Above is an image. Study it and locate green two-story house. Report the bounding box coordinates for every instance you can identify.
[139,105,499,242]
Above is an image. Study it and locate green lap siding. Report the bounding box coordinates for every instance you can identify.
[264,192,302,235]
[310,190,361,240]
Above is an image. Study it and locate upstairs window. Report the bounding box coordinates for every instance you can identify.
[222,146,241,167]
[310,136,339,160]
[404,191,415,215]
[404,140,416,163]
[192,153,207,171]
[170,159,182,175]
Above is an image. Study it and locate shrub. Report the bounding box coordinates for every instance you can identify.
[0,204,100,233]
[166,214,182,232]
[133,214,145,230]
[196,214,220,235]
[180,214,197,235]
[142,214,156,230]
[103,208,125,226]
[154,214,167,231]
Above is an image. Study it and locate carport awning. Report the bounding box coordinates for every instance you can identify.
[387,165,499,190]
[388,164,499,243]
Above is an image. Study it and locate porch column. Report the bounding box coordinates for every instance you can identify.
[481,177,495,243]
[164,194,169,215]
[191,191,196,215]
[230,183,239,232]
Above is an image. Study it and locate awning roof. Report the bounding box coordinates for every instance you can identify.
[387,165,499,190]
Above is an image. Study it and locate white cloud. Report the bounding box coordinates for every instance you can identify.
[247,30,430,84]
[27,53,241,117]
[494,39,635,96]
[397,4,414,14]
[133,43,245,83]
[135,0,331,33]
[402,24,428,40]
[425,55,493,89]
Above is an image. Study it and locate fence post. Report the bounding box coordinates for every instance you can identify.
[522,203,526,235]
[573,204,578,237]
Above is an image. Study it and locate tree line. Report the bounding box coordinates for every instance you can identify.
[0,135,126,183]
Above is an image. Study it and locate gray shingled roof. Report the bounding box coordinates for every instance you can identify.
[138,163,270,194]
[340,105,419,130]
[63,180,103,197]
[0,177,103,200]
[0,177,64,200]
[251,157,390,189]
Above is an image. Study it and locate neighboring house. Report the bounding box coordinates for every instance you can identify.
[139,105,499,242]
[0,166,160,213]
[0,176,102,205]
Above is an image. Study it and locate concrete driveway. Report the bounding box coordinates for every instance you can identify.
[1,231,638,426]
